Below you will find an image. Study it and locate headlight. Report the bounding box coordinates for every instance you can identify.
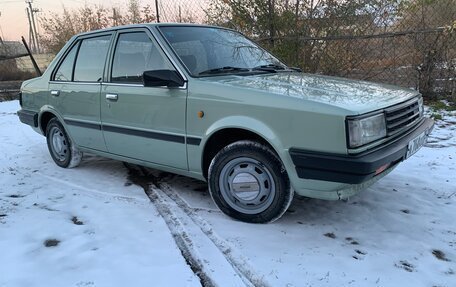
[347,113,386,148]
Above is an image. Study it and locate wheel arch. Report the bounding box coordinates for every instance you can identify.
[200,117,284,179]
[38,106,66,136]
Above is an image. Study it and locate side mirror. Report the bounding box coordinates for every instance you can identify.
[143,70,185,88]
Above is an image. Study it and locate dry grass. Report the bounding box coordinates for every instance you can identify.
[0,80,22,102]
[0,65,35,81]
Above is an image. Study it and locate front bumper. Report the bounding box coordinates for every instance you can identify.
[289,118,434,184]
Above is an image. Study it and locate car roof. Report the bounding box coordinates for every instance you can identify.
[75,23,231,37]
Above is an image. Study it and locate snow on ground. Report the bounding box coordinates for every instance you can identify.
[0,100,200,287]
[1,99,455,287]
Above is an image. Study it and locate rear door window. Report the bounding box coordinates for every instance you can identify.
[74,35,111,82]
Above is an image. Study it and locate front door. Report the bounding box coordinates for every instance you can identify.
[49,34,112,152]
[101,30,188,170]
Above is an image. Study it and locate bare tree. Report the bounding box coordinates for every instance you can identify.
[39,0,160,53]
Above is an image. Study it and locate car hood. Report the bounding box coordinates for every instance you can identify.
[203,72,419,114]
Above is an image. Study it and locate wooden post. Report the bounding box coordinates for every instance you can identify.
[155,0,160,23]
[27,0,40,53]
[26,7,37,52]
[268,0,275,47]
[21,36,41,76]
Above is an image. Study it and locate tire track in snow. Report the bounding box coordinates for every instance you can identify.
[37,173,149,204]
[145,185,219,287]
[127,164,271,287]
[156,181,273,287]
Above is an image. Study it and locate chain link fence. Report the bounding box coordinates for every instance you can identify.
[158,0,455,101]
[155,0,208,23]
[1,0,454,101]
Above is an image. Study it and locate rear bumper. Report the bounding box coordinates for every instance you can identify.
[289,118,434,184]
[17,109,38,127]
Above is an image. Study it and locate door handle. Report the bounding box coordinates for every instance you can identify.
[106,94,118,101]
[50,90,60,97]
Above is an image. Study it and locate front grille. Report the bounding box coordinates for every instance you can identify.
[385,97,422,136]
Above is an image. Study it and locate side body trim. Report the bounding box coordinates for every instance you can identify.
[65,119,101,130]
[64,118,202,145]
[102,125,185,144]
[186,137,202,146]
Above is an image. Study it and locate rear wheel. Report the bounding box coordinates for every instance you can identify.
[208,140,293,223]
[46,118,82,168]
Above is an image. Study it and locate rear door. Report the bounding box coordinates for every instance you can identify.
[100,29,188,169]
[49,33,112,151]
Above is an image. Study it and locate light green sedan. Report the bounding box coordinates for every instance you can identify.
[17,24,434,223]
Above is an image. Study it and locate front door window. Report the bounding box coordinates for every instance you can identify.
[111,32,174,84]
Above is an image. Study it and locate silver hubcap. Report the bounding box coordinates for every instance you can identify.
[50,126,68,162]
[219,157,276,214]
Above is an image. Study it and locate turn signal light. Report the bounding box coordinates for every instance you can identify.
[375,163,390,176]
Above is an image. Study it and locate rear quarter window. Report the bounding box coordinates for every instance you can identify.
[54,43,79,81]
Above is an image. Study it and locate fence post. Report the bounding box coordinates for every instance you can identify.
[155,0,160,23]
[268,0,275,47]
[21,36,41,76]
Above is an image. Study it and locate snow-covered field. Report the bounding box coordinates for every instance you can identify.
[1,100,455,287]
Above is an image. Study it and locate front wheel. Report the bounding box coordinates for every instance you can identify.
[208,140,293,223]
[46,118,82,168]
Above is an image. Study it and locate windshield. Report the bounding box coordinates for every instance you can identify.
[159,26,287,77]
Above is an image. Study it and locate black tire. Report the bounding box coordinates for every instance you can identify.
[208,140,293,223]
[46,118,82,168]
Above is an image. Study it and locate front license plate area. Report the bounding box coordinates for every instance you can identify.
[405,131,428,159]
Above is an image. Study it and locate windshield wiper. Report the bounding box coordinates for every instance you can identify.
[199,66,250,75]
[252,64,287,73]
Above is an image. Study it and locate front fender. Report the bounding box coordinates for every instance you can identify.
[202,115,283,153]
[189,115,296,179]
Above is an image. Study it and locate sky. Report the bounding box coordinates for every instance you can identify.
[0,0,207,41]
[0,0,121,41]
